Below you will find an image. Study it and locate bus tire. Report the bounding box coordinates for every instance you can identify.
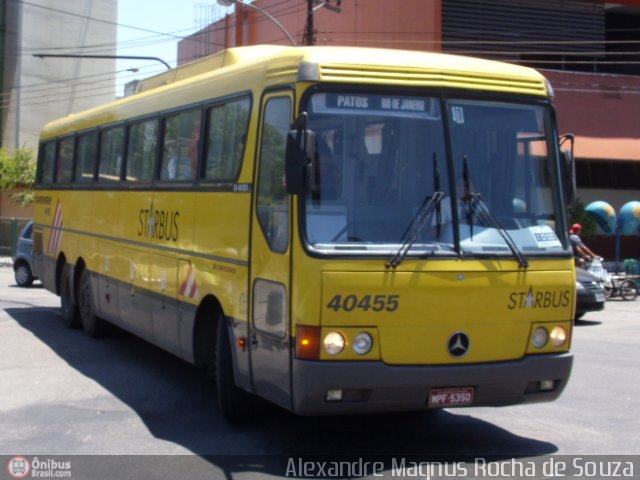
[78,268,107,338]
[60,265,80,328]
[216,317,255,422]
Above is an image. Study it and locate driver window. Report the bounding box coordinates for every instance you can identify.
[256,97,291,253]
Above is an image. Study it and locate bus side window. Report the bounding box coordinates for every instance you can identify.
[160,109,201,181]
[98,126,124,183]
[256,97,291,253]
[56,137,75,184]
[39,141,56,184]
[75,131,97,183]
[204,97,250,182]
[127,119,158,182]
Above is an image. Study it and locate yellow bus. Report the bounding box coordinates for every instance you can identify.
[33,45,575,420]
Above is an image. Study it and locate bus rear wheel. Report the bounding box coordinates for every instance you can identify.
[216,317,255,422]
[78,269,107,338]
[60,265,80,328]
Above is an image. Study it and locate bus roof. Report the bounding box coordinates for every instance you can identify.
[40,45,549,139]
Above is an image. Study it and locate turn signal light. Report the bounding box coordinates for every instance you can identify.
[295,325,321,359]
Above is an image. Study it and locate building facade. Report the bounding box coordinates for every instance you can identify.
[0,0,117,217]
[1,0,117,151]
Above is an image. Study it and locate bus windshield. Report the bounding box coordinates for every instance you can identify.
[302,91,567,260]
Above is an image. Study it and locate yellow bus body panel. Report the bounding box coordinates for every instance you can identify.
[320,267,573,364]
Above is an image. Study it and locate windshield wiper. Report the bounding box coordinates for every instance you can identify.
[462,157,529,269]
[433,153,443,238]
[387,190,444,269]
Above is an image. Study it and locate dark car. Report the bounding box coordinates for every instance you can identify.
[12,221,36,287]
[575,268,606,320]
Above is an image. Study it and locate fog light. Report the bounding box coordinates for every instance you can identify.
[540,380,555,391]
[550,326,567,347]
[323,331,345,355]
[326,389,343,401]
[352,332,373,355]
[532,327,548,348]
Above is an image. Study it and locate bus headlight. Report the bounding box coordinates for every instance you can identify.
[531,327,548,348]
[323,331,345,355]
[550,326,567,347]
[352,332,373,355]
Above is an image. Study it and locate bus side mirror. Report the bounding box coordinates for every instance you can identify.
[559,134,576,204]
[285,114,316,195]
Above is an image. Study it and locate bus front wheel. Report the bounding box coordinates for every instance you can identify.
[216,317,255,422]
[78,269,107,338]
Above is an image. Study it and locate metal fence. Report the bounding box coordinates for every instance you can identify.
[0,217,31,257]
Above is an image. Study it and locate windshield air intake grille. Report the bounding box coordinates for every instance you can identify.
[318,65,547,96]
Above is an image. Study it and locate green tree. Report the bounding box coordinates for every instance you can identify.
[0,147,37,206]
[567,198,597,238]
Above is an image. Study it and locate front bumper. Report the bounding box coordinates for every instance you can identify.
[576,291,605,316]
[291,352,573,415]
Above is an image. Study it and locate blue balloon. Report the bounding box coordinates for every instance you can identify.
[619,201,640,236]
[586,201,616,235]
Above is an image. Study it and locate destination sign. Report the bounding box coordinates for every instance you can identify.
[312,93,440,119]
[326,94,429,112]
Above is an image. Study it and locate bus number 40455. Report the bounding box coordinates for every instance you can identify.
[326,294,400,313]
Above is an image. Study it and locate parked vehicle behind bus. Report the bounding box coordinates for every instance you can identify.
[13,221,36,287]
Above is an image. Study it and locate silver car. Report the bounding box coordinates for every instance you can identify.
[12,221,36,287]
[575,268,606,320]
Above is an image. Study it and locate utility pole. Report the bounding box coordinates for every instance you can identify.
[303,0,341,46]
[303,0,315,46]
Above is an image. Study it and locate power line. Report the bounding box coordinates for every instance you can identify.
[13,0,193,41]
[6,0,640,110]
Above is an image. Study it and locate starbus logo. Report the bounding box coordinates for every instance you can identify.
[138,201,180,242]
[507,287,571,310]
[7,456,30,479]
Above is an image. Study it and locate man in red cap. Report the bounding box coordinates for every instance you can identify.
[569,223,601,267]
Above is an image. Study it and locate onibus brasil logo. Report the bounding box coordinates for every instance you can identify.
[7,456,30,478]
[7,456,72,478]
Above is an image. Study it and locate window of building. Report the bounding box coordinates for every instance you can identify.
[576,159,640,189]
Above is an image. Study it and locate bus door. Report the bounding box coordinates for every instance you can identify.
[249,93,293,409]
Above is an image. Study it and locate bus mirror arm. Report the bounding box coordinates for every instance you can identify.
[559,133,576,204]
[285,113,316,195]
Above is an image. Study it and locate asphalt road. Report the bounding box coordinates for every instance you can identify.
[1,264,638,479]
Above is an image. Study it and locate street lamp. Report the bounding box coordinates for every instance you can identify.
[217,0,296,46]
[33,54,171,70]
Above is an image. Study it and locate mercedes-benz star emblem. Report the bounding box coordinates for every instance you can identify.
[448,332,470,357]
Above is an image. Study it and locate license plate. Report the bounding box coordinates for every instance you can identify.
[595,293,606,302]
[429,387,474,407]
